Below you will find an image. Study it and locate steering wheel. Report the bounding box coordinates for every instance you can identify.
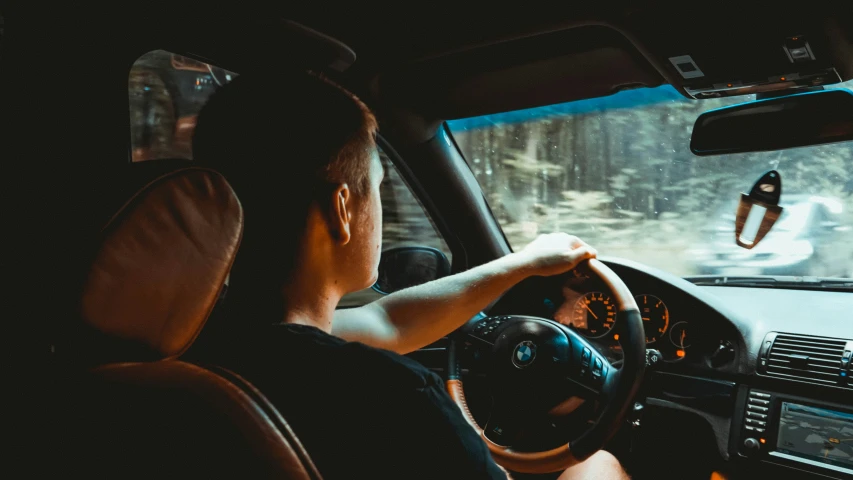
[446,259,645,474]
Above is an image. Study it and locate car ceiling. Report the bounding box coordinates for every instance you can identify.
[7,3,853,113]
[5,3,841,117]
[114,2,853,126]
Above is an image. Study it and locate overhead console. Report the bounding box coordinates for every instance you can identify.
[625,6,853,99]
[677,35,842,100]
[682,66,841,100]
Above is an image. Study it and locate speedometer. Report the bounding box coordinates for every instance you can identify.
[635,294,669,344]
[573,292,616,337]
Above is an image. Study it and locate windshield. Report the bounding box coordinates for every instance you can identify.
[447,84,853,280]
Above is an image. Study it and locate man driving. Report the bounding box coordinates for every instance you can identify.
[192,71,630,480]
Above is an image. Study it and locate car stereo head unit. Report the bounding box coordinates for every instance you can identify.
[735,389,853,477]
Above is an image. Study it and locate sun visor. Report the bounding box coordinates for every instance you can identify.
[378,26,663,120]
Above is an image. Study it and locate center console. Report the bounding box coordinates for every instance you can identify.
[732,388,853,478]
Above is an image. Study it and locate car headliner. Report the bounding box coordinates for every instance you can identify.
[208,3,853,120]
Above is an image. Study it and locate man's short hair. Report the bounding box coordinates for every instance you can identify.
[194,71,377,197]
[192,71,378,323]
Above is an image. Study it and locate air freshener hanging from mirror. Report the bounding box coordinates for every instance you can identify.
[735,170,784,249]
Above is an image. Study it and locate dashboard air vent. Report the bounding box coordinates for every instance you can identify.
[762,333,852,389]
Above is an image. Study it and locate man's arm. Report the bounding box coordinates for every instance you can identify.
[332,233,596,354]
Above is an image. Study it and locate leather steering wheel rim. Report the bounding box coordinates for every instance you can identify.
[446,258,645,474]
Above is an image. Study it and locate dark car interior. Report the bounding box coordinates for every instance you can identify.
[4,3,852,479]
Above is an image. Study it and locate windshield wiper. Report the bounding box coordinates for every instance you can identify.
[684,275,853,291]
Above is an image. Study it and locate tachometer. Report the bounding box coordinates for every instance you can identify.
[635,294,669,344]
[573,292,616,337]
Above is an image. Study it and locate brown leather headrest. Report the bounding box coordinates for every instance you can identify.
[80,167,243,360]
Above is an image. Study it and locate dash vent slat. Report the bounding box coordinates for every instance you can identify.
[763,333,851,390]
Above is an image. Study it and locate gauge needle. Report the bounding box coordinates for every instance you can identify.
[584,304,599,320]
[681,330,686,346]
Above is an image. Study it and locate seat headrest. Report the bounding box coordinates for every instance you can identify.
[80,166,243,360]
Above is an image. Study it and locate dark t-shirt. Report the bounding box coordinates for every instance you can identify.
[220,324,506,480]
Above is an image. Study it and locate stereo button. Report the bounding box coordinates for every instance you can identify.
[743,437,761,456]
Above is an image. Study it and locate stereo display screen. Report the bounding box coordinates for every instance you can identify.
[777,402,853,471]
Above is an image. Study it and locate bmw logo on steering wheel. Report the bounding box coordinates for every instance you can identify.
[512,340,537,368]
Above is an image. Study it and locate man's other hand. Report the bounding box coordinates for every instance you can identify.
[516,233,597,277]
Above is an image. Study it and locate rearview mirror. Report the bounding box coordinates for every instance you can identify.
[690,89,853,156]
[372,246,451,295]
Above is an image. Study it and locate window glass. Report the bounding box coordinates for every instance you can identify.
[339,152,452,307]
[447,83,853,279]
[378,153,451,255]
[129,50,236,161]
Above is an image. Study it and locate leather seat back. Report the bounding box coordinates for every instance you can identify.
[63,165,321,479]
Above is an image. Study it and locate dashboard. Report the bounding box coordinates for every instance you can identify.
[476,256,853,479]
[489,258,746,373]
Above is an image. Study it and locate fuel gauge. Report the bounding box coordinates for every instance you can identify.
[669,321,691,349]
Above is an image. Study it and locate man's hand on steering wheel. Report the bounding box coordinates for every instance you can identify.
[515,233,598,277]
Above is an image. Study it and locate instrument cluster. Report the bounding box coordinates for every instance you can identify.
[552,278,691,362]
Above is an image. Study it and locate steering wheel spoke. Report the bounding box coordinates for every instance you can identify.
[559,326,618,401]
[464,315,514,345]
[455,317,509,374]
[483,396,525,447]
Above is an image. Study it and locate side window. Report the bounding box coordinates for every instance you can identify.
[378,151,451,255]
[129,50,237,162]
[339,150,452,307]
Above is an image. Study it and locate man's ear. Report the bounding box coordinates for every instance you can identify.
[329,183,352,245]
